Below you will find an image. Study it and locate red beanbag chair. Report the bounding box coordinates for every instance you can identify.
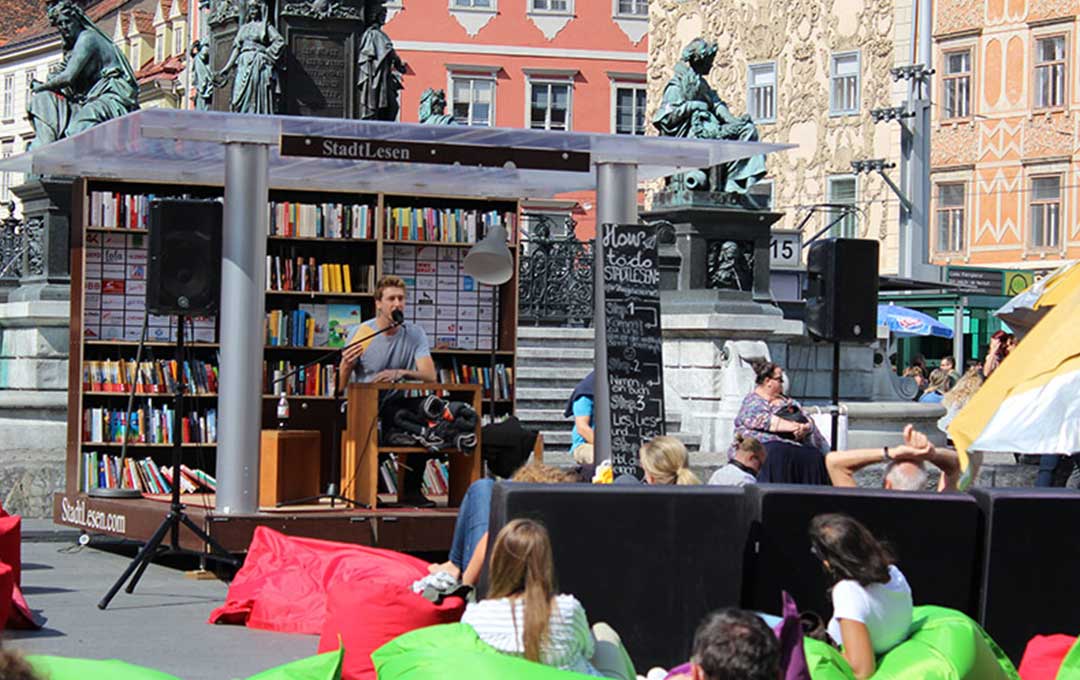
[1019,634,1077,680]
[0,561,14,629]
[209,527,434,634]
[0,513,23,587]
[317,578,464,680]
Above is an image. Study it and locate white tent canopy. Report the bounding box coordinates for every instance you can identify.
[0,109,790,198]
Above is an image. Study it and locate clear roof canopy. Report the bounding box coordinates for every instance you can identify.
[0,109,791,199]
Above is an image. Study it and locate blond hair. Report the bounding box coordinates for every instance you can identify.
[375,275,407,300]
[639,436,700,485]
[942,367,984,409]
[487,519,556,663]
[511,462,576,484]
[925,368,951,394]
[735,434,765,457]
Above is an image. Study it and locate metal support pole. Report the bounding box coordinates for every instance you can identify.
[902,0,938,282]
[216,142,269,514]
[593,162,638,466]
[831,341,841,452]
[953,295,966,374]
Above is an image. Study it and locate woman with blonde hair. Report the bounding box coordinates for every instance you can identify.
[462,519,635,679]
[639,436,701,485]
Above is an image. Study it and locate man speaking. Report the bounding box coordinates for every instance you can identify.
[339,275,437,507]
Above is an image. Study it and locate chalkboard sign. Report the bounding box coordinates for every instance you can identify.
[601,223,666,477]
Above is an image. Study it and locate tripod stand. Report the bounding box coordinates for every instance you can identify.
[98,315,239,610]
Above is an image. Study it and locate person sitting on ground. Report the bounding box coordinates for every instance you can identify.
[809,513,913,680]
[917,368,950,404]
[687,608,781,680]
[462,518,637,680]
[732,360,831,485]
[565,371,595,464]
[640,435,701,485]
[708,435,765,487]
[825,424,960,492]
[431,462,576,585]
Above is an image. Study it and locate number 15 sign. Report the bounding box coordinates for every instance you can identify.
[770,229,803,270]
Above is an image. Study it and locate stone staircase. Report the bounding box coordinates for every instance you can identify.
[515,326,701,467]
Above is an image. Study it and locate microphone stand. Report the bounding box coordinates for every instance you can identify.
[273,313,405,509]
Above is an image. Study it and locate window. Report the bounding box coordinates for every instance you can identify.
[616,0,647,15]
[450,76,494,126]
[452,0,491,7]
[827,176,857,237]
[942,50,971,119]
[936,183,965,252]
[531,0,568,10]
[747,62,776,123]
[1035,36,1066,109]
[131,42,141,69]
[0,142,11,203]
[613,85,646,135]
[749,179,774,210]
[155,32,165,63]
[529,81,571,131]
[173,25,184,56]
[24,69,36,101]
[1030,175,1061,249]
[1,74,13,119]
[830,52,860,115]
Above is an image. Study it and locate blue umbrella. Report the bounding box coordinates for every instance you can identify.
[877,304,954,339]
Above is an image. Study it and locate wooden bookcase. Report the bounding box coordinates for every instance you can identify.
[65,177,521,506]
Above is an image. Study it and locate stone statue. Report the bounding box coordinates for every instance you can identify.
[418,88,456,125]
[653,37,767,198]
[708,240,753,292]
[215,0,285,114]
[25,0,138,150]
[190,40,214,111]
[357,0,406,121]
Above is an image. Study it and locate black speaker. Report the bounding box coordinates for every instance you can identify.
[147,199,222,316]
[805,238,879,342]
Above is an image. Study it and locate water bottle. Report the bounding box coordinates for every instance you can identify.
[277,394,290,429]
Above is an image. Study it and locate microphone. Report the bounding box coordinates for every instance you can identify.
[391,309,405,326]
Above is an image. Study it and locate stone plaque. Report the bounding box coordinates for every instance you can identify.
[210,22,238,112]
[284,30,353,118]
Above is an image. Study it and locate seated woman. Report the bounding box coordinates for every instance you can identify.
[640,436,700,485]
[565,372,595,464]
[731,361,830,485]
[809,513,913,680]
[918,368,950,404]
[462,519,636,680]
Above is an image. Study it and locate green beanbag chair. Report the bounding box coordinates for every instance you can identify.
[1058,636,1080,680]
[243,648,344,680]
[803,606,1019,680]
[372,622,597,680]
[27,656,183,680]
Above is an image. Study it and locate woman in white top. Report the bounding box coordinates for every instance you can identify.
[461,519,635,680]
[809,513,914,679]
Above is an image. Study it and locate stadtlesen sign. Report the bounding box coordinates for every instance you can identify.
[280,135,591,172]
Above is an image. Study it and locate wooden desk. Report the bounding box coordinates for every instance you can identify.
[341,383,482,509]
[260,429,321,507]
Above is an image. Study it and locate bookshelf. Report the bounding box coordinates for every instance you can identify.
[65,179,521,506]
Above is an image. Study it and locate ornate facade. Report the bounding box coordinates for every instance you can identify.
[648,0,914,274]
[931,0,1080,269]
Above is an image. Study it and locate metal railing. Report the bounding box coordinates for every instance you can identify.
[517,214,594,327]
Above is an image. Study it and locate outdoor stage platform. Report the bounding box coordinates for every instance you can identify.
[53,492,457,555]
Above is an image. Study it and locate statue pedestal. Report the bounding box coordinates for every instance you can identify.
[9,177,73,302]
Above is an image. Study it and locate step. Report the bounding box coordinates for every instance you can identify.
[518,408,683,432]
[518,326,595,350]
[516,367,594,388]
[516,346,595,365]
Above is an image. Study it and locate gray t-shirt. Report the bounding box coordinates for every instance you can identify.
[708,463,757,487]
[348,318,431,383]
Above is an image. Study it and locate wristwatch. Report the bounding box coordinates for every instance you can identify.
[882,446,892,462]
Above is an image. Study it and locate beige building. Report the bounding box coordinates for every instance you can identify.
[647,0,919,275]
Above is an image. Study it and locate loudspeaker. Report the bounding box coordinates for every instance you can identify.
[147,199,222,316]
[805,238,879,342]
[972,488,1080,663]
[486,483,750,671]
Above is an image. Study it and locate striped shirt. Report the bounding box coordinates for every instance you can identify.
[461,594,600,676]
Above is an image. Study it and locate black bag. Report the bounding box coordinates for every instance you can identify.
[481,416,539,479]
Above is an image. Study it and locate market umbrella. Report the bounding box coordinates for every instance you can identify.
[877,304,954,338]
[995,260,1080,335]
[949,281,1080,469]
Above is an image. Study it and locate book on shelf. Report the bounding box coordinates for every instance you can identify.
[265,303,365,348]
[264,255,374,294]
[88,191,163,230]
[421,458,450,497]
[269,201,373,239]
[82,358,218,395]
[80,451,216,494]
[82,405,218,445]
[383,206,517,244]
[379,455,399,495]
[263,360,338,397]
[435,359,513,400]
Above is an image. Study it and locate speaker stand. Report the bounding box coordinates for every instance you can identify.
[830,341,840,452]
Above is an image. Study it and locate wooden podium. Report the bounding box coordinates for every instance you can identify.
[341,382,483,509]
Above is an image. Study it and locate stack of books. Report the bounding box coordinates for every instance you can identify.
[81,453,217,494]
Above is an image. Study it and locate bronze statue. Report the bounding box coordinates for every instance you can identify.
[215,0,285,114]
[708,240,753,291]
[357,0,405,121]
[26,0,138,150]
[190,40,214,111]
[653,38,766,197]
[418,88,456,125]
